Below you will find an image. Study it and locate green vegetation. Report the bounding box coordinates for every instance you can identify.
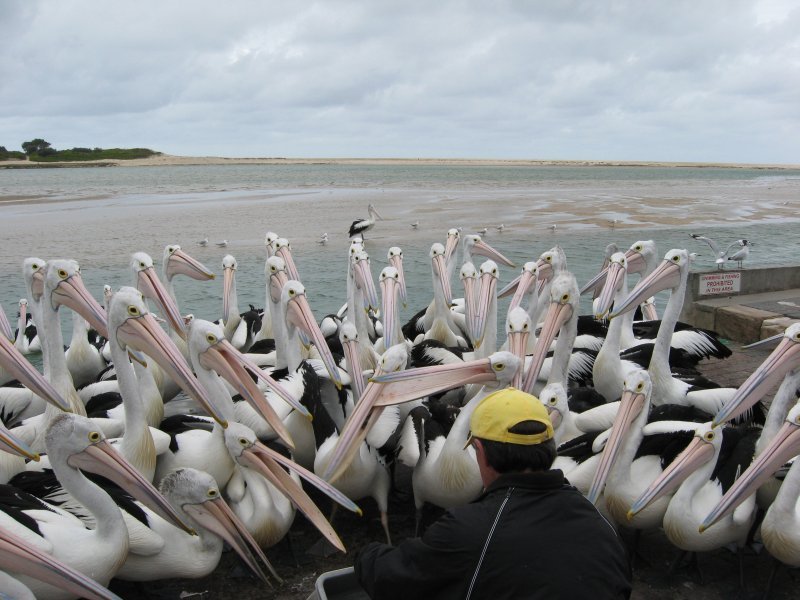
[1,138,159,162]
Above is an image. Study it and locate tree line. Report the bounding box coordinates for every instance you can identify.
[0,138,158,161]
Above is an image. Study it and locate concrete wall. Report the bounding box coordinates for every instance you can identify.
[680,265,800,342]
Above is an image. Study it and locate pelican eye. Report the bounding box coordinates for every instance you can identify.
[636,382,644,392]
[139,262,146,268]
[207,488,218,498]
[288,289,296,296]
[168,247,176,254]
[57,269,68,279]
[206,334,217,344]
[545,256,552,262]
[561,294,570,302]
[127,305,140,317]
[492,269,498,275]
[634,245,642,251]
[703,430,715,442]
[523,322,529,330]
[493,362,505,371]
[394,273,399,279]
[794,332,800,341]
[672,255,680,262]
[88,431,101,443]
[239,437,249,446]
[31,263,39,270]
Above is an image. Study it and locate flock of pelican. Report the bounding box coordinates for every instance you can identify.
[0,216,795,598]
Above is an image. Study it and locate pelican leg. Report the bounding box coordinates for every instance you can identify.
[414,506,424,538]
[380,510,392,546]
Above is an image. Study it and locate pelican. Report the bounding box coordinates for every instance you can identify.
[629,421,758,585]
[387,246,408,306]
[348,203,383,239]
[64,310,106,389]
[0,525,122,600]
[609,250,737,415]
[114,467,277,584]
[13,298,39,356]
[701,401,800,587]
[0,412,191,600]
[221,254,251,350]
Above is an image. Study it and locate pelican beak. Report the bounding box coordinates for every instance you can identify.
[198,339,302,447]
[183,495,279,585]
[547,406,563,432]
[508,269,537,310]
[624,248,647,275]
[341,336,366,402]
[222,265,236,324]
[0,527,122,600]
[137,267,185,338]
[586,387,647,504]
[69,439,195,534]
[471,238,516,268]
[353,256,379,312]
[269,269,290,305]
[593,261,625,319]
[117,312,228,428]
[52,272,108,339]
[0,418,38,460]
[507,330,530,390]
[472,271,497,349]
[325,355,510,482]
[0,306,12,341]
[31,269,45,302]
[166,249,215,281]
[0,335,70,412]
[388,253,407,306]
[609,259,680,319]
[461,273,478,342]
[276,244,302,282]
[444,232,460,266]
[380,276,400,350]
[628,432,715,520]
[701,419,800,532]
[641,299,659,321]
[712,334,800,426]
[432,253,453,307]
[240,442,356,552]
[497,274,519,300]
[521,299,573,394]
[285,291,344,390]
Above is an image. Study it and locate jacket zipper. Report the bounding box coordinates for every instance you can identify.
[465,487,514,600]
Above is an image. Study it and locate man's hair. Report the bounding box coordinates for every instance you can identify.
[478,420,556,472]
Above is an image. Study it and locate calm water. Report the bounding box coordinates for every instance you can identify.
[1,163,800,340]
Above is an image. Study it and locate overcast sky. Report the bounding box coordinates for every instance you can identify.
[1,1,798,163]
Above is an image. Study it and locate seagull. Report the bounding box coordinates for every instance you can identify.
[477,227,488,235]
[318,233,329,245]
[410,221,419,229]
[548,224,557,232]
[610,219,619,228]
[689,234,752,270]
[495,224,505,233]
[216,240,228,248]
[197,238,209,247]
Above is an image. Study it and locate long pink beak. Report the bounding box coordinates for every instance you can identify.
[471,238,516,268]
[593,261,625,319]
[388,253,407,306]
[0,334,70,412]
[0,526,122,600]
[52,272,108,339]
[137,267,185,337]
[117,313,228,428]
[69,439,194,534]
[472,271,497,349]
[166,248,215,281]
[521,300,573,394]
[609,259,680,319]
[286,291,344,390]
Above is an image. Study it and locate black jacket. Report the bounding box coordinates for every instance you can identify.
[355,470,631,600]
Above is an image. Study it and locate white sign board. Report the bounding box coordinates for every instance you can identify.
[698,272,741,296]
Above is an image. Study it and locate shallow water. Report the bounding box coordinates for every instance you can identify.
[1,163,799,336]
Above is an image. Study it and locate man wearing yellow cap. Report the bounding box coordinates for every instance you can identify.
[355,388,631,599]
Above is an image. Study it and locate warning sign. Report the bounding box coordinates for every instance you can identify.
[698,272,741,296]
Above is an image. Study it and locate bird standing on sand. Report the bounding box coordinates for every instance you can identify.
[548,224,557,232]
[477,227,488,235]
[197,238,209,247]
[216,240,228,248]
[496,224,505,233]
[349,203,383,239]
[319,233,329,245]
[410,221,419,229]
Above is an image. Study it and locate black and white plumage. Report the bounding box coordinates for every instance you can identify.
[348,203,383,239]
[689,234,753,269]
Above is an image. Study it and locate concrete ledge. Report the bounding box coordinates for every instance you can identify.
[762,316,800,339]
[714,305,780,343]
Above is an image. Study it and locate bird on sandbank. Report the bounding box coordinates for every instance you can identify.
[216,240,228,248]
[197,238,209,247]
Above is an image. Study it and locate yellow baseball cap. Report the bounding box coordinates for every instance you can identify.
[465,387,554,449]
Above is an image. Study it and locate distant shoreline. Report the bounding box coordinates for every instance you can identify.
[1,154,799,170]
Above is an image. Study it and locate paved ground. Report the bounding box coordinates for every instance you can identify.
[108,338,797,600]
